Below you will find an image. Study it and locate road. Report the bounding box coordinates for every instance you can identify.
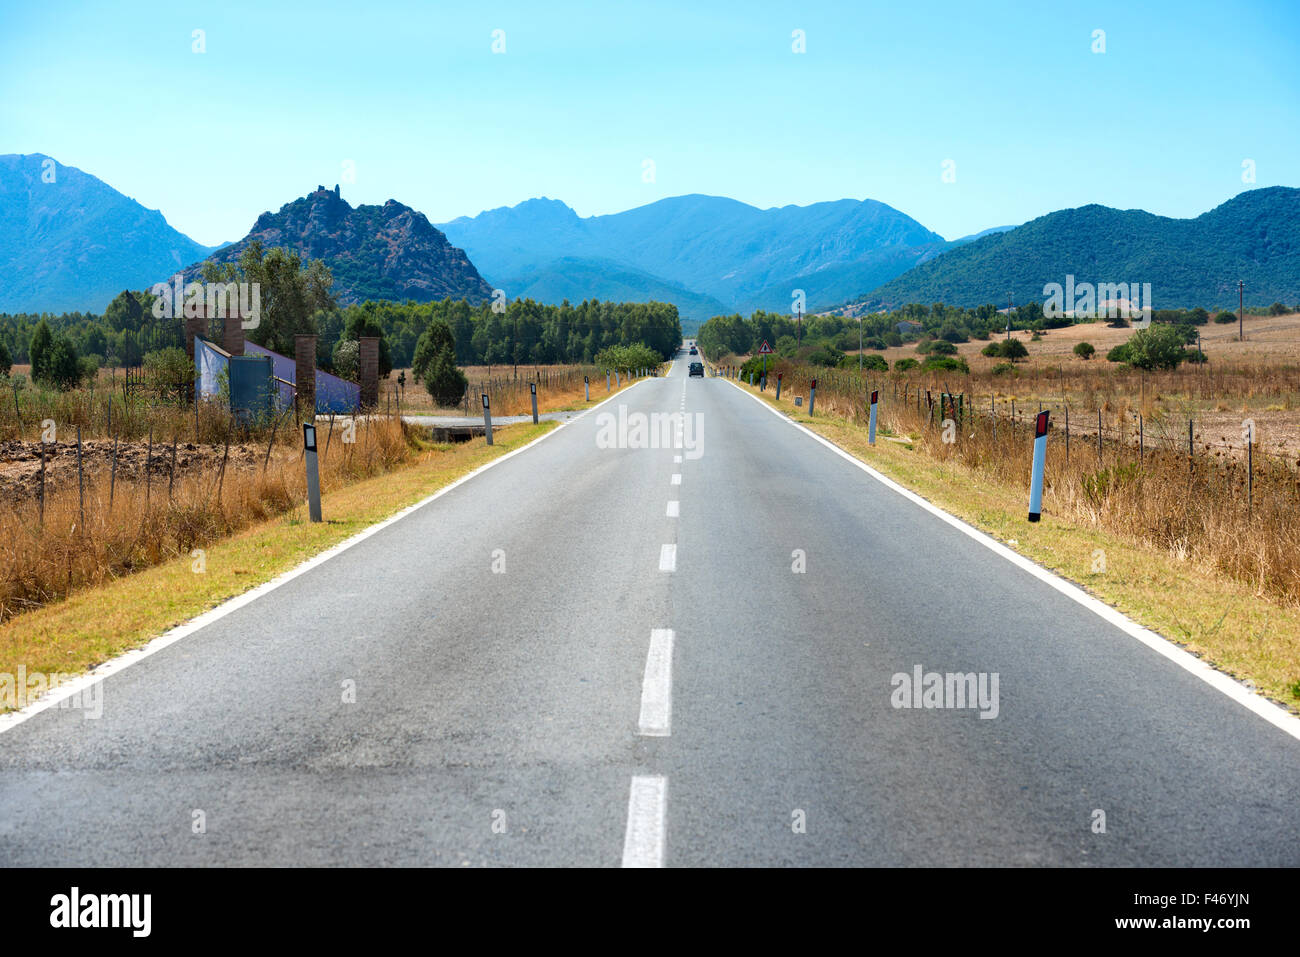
[2,346,1299,866]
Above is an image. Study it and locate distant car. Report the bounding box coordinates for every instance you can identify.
[689,347,697,355]
[689,362,704,377]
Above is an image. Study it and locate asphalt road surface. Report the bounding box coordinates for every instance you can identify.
[3,346,1299,866]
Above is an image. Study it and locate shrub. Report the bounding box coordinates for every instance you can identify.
[981,342,1001,357]
[1269,302,1288,316]
[920,355,969,373]
[0,339,10,375]
[1213,310,1237,324]
[893,357,918,372]
[991,361,1017,376]
[1000,338,1029,361]
[928,340,958,356]
[594,342,662,373]
[1106,343,1131,363]
[883,331,903,347]
[1073,341,1096,359]
[332,339,360,381]
[862,353,888,372]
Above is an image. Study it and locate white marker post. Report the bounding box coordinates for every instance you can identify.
[775,372,783,400]
[482,393,493,446]
[585,375,590,401]
[869,389,878,445]
[809,378,817,416]
[1028,410,1049,522]
[606,370,611,392]
[530,381,538,424]
[303,423,322,522]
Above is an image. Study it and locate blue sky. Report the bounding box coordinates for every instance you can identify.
[2,0,1297,247]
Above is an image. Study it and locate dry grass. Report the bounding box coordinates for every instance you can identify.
[0,415,414,623]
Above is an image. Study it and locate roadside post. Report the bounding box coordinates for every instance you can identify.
[606,370,611,392]
[809,378,817,416]
[749,371,754,386]
[869,390,878,445]
[303,423,322,522]
[1028,410,1049,522]
[775,372,783,400]
[482,393,494,445]
[530,381,538,424]
[585,375,590,401]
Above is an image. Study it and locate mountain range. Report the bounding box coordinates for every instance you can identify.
[438,195,953,325]
[2,153,1295,324]
[845,187,1300,313]
[0,153,219,314]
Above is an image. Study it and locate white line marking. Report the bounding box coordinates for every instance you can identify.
[671,473,682,485]
[673,455,682,464]
[666,500,679,517]
[637,629,674,736]
[658,544,677,572]
[723,379,1300,743]
[0,379,656,737]
[622,775,667,867]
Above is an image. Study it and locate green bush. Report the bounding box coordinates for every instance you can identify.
[991,362,1017,376]
[0,339,10,375]
[981,342,1001,357]
[1106,343,1131,363]
[862,353,889,372]
[1269,302,1288,316]
[920,355,969,373]
[893,357,918,372]
[1213,310,1237,324]
[1073,341,1096,359]
[1000,338,1029,361]
[332,339,360,382]
[594,342,662,373]
[927,339,958,356]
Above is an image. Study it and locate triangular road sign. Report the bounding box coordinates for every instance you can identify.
[758,340,773,355]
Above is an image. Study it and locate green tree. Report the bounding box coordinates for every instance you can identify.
[29,320,53,382]
[202,241,336,355]
[332,339,360,381]
[412,319,467,406]
[1124,324,1187,370]
[1000,338,1029,361]
[1073,341,1096,359]
[41,334,82,391]
[0,339,11,375]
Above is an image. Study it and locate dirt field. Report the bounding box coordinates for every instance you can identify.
[0,439,265,506]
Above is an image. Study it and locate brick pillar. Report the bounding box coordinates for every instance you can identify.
[359,337,379,409]
[295,335,317,417]
[222,311,244,356]
[184,310,206,361]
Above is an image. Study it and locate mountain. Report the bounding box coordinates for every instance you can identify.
[439,194,947,326]
[180,186,493,305]
[0,153,219,314]
[844,188,1300,312]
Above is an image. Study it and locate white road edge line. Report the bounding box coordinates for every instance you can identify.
[666,500,680,518]
[637,628,674,736]
[671,473,682,485]
[658,544,677,572]
[724,378,1300,743]
[0,377,656,737]
[622,775,668,867]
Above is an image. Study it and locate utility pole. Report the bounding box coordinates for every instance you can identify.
[796,302,803,347]
[1238,279,1244,342]
[858,316,863,371]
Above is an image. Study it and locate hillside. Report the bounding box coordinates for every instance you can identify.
[0,153,218,314]
[440,194,947,323]
[845,188,1300,312]
[181,186,493,305]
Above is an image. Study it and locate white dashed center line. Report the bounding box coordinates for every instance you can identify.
[637,628,674,736]
[622,775,667,867]
[671,473,681,485]
[658,544,677,572]
[665,500,679,517]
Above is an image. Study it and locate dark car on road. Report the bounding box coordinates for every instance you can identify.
[689,346,697,355]
[689,362,704,377]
